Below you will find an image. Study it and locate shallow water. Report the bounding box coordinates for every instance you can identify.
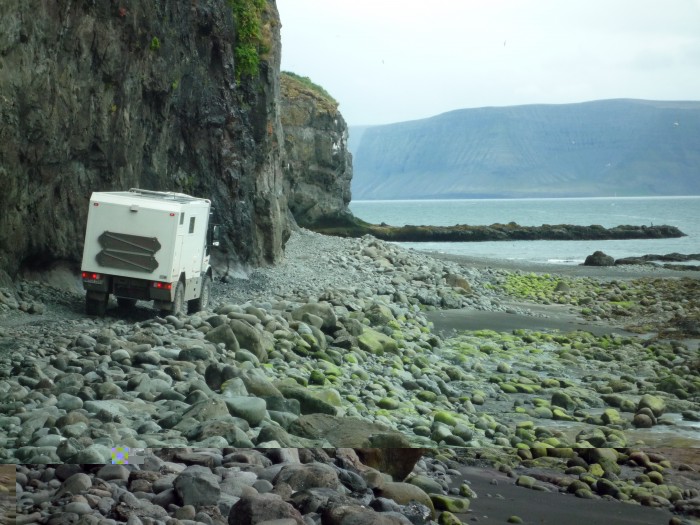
[350,196,700,265]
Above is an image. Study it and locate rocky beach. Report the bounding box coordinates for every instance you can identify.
[1,229,699,523]
[12,447,700,525]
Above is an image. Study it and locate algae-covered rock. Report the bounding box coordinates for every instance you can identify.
[407,474,444,495]
[551,391,577,410]
[365,303,396,326]
[276,383,338,416]
[430,494,470,513]
[291,302,338,331]
[433,411,458,427]
[458,483,478,499]
[376,482,435,517]
[595,478,621,498]
[515,475,537,489]
[438,511,463,525]
[377,397,400,410]
[582,448,621,475]
[552,407,575,421]
[637,394,666,417]
[358,328,398,355]
[601,408,622,425]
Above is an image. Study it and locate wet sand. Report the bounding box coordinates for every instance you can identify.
[425,250,700,280]
[425,300,640,337]
[425,250,698,336]
[450,465,677,525]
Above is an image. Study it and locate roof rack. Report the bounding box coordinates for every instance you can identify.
[128,188,200,203]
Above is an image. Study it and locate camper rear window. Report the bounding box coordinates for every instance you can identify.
[189,217,195,234]
[180,213,184,225]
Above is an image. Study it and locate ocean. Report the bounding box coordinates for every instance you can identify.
[349,196,700,265]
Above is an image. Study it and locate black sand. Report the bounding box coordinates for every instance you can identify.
[450,465,677,525]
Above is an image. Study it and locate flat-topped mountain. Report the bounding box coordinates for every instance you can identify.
[350,99,700,199]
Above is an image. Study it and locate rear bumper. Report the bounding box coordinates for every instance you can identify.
[81,273,174,301]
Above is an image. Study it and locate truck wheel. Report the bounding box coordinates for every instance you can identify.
[188,274,211,314]
[86,295,108,317]
[162,281,185,316]
[117,297,137,309]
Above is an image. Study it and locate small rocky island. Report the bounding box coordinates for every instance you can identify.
[314,219,686,242]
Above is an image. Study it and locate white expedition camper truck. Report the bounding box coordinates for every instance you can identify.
[80,188,219,316]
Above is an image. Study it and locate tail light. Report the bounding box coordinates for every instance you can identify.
[81,272,103,283]
[152,281,173,290]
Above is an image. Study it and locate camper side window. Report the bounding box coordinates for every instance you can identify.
[189,217,195,234]
[180,213,184,225]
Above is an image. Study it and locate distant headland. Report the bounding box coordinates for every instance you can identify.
[349,99,700,200]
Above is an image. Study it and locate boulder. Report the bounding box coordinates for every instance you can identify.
[583,251,615,266]
[273,463,341,491]
[291,302,338,332]
[357,328,398,355]
[355,449,425,482]
[288,414,412,448]
[223,396,267,427]
[445,274,472,293]
[181,398,231,422]
[637,394,666,417]
[205,324,240,352]
[375,482,435,517]
[289,487,358,515]
[322,505,414,525]
[174,465,221,507]
[229,319,271,362]
[228,493,305,525]
[276,383,338,416]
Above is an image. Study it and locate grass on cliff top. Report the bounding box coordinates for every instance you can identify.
[282,71,338,110]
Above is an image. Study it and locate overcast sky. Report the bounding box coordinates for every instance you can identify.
[277,0,700,126]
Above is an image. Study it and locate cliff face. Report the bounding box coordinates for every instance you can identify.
[0,0,290,277]
[280,73,353,228]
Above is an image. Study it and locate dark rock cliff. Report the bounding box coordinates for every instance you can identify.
[280,72,353,228]
[0,0,290,278]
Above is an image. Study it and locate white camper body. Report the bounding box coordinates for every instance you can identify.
[80,188,216,316]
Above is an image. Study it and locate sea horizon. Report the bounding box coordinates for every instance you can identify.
[351,194,700,204]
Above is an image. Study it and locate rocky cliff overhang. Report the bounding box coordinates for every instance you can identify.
[0,0,289,278]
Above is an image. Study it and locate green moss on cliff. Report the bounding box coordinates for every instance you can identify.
[229,0,267,79]
[281,71,338,111]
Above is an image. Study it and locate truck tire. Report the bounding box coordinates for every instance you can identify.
[86,295,108,317]
[188,274,211,314]
[161,281,185,316]
[117,297,137,309]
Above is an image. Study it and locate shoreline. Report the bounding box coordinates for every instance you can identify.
[310,218,687,243]
[420,248,700,280]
